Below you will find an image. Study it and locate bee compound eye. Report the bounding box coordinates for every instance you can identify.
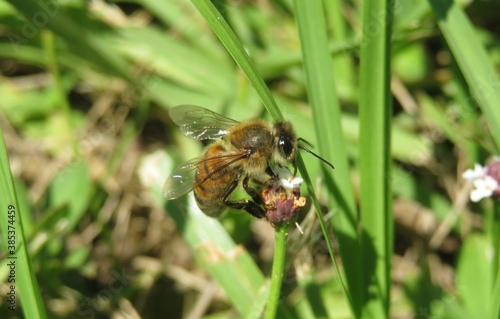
[279,134,294,159]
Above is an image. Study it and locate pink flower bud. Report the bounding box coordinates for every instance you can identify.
[261,168,306,226]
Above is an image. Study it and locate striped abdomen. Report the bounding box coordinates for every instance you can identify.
[194,143,242,217]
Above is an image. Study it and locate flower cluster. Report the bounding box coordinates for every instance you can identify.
[260,167,306,226]
[462,157,500,202]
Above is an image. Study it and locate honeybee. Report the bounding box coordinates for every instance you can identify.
[163,105,333,219]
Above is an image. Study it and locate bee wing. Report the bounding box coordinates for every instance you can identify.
[162,152,247,200]
[162,157,201,200]
[169,105,239,140]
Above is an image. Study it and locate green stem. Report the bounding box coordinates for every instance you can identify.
[41,30,71,114]
[489,202,500,319]
[265,223,289,319]
[491,202,500,286]
[490,268,500,319]
[488,201,500,319]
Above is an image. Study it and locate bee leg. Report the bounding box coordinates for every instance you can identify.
[222,175,266,219]
[224,200,266,219]
[265,165,278,179]
[242,175,264,205]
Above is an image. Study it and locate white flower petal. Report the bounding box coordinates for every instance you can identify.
[275,166,292,180]
[470,189,487,202]
[281,176,303,189]
[462,163,486,181]
[469,175,498,202]
[473,178,486,189]
[484,176,499,190]
[473,176,497,191]
[274,166,303,189]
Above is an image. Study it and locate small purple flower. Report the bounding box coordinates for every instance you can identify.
[261,167,306,226]
[463,157,500,202]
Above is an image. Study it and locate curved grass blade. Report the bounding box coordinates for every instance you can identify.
[189,0,283,121]
[5,0,132,80]
[428,0,500,150]
[0,127,47,319]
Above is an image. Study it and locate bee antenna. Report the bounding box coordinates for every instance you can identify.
[298,137,315,148]
[298,145,335,169]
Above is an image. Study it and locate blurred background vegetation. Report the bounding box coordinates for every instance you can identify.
[1,0,500,318]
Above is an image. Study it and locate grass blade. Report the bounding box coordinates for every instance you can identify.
[358,0,394,317]
[5,0,131,79]
[292,0,360,315]
[142,149,267,317]
[189,0,283,121]
[323,0,356,99]
[166,194,266,317]
[0,127,47,319]
[428,0,500,150]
